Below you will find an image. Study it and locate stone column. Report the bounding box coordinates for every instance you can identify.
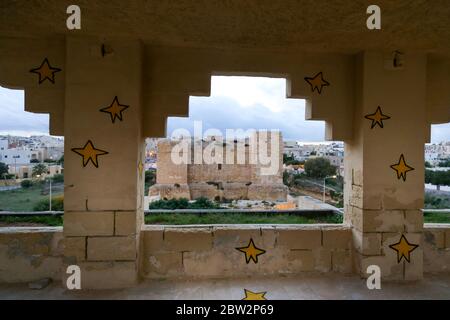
[344,52,426,280]
[63,37,145,289]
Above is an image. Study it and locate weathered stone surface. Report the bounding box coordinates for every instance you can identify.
[286,250,314,272]
[28,277,52,290]
[115,211,137,236]
[424,229,445,249]
[64,237,86,261]
[183,251,234,277]
[144,252,182,277]
[332,249,352,273]
[353,230,382,255]
[322,228,351,249]
[87,236,136,261]
[143,227,164,253]
[277,228,321,249]
[164,228,213,251]
[74,261,138,289]
[64,211,114,236]
[404,210,424,232]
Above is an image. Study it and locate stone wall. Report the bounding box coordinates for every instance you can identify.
[1,224,449,284]
[0,227,63,283]
[141,225,354,279]
[423,224,450,274]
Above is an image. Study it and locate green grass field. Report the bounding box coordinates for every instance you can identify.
[144,212,344,225]
[0,185,63,211]
[0,211,449,226]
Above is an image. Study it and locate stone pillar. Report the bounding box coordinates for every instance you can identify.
[63,37,145,289]
[345,52,426,280]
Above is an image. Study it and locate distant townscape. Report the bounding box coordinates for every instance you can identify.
[0,135,64,179]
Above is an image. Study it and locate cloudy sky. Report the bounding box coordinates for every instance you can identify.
[1,76,449,143]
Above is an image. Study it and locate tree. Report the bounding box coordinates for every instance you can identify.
[304,157,336,179]
[57,155,64,166]
[0,162,8,178]
[425,169,450,191]
[30,159,40,163]
[425,161,432,168]
[32,163,48,177]
[438,159,450,167]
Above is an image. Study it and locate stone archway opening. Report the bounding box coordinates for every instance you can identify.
[143,75,347,227]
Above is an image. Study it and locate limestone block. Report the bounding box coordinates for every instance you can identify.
[164,228,213,252]
[349,185,363,208]
[183,251,234,277]
[87,236,136,261]
[144,252,182,277]
[277,228,321,249]
[359,254,403,280]
[446,230,450,248]
[363,210,404,232]
[115,211,137,236]
[64,237,86,261]
[286,250,314,272]
[63,211,114,236]
[73,261,138,289]
[143,228,164,253]
[332,249,353,273]
[352,230,382,255]
[322,228,352,249]
[313,248,332,272]
[423,229,445,249]
[404,210,423,232]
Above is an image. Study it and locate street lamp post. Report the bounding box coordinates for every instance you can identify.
[323,175,337,203]
[49,178,52,212]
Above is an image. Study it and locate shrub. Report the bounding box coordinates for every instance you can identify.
[149,197,220,210]
[33,195,64,211]
[21,179,33,188]
[52,174,64,183]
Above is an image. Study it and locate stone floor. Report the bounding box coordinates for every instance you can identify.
[0,274,449,300]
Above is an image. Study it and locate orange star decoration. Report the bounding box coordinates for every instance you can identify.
[389,235,419,263]
[242,289,267,301]
[100,96,129,123]
[364,106,391,129]
[304,72,330,94]
[390,154,414,181]
[71,140,109,168]
[236,238,266,264]
[30,58,62,84]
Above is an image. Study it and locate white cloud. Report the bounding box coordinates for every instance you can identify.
[0,86,49,136]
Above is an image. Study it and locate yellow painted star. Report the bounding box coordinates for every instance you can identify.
[390,154,414,181]
[242,289,267,300]
[236,238,266,264]
[71,140,109,168]
[364,106,391,129]
[138,160,144,176]
[389,235,419,263]
[100,96,129,123]
[304,72,330,94]
[30,58,62,84]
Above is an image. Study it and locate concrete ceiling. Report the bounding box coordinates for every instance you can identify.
[1,0,450,54]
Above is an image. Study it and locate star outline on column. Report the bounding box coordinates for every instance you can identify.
[389,234,419,263]
[29,58,62,84]
[304,71,330,94]
[236,238,266,264]
[390,154,415,181]
[71,140,109,168]
[364,106,391,129]
[99,96,130,124]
